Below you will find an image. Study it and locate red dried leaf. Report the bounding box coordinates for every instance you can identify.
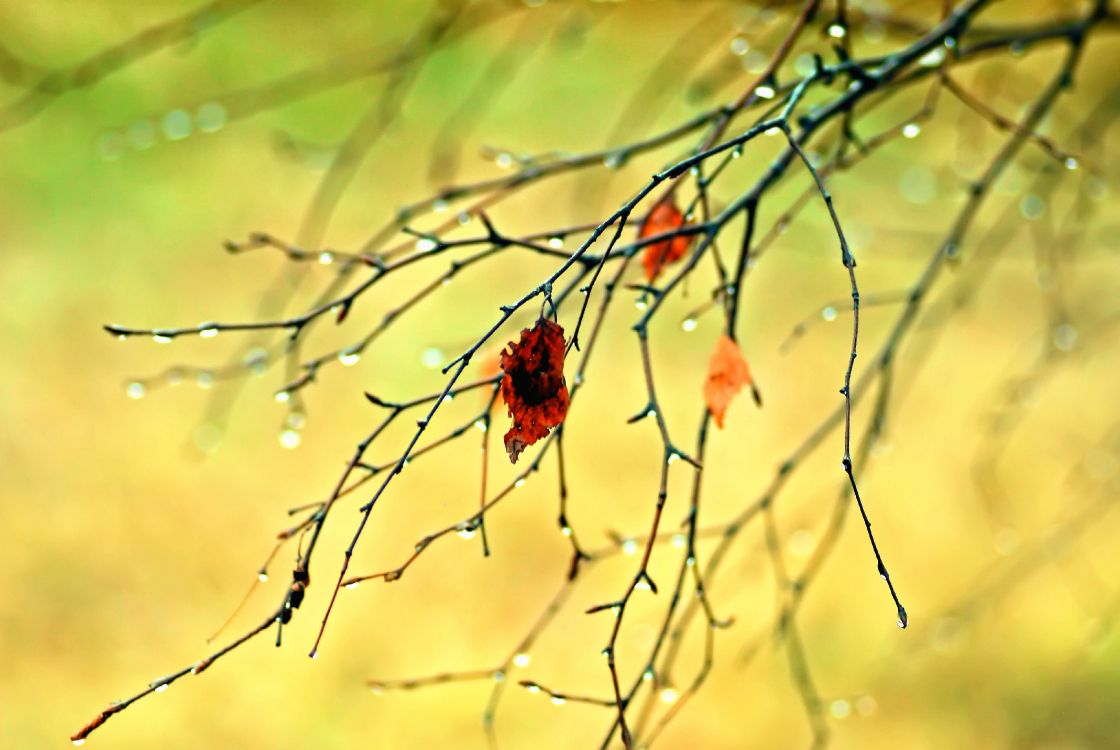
[639,199,691,282]
[704,335,761,429]
[500,318,570,462]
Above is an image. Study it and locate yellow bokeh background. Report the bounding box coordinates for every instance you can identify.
[2,2,1118,749]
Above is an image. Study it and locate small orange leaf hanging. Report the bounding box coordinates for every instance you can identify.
[639,198,691,282]
[500,318,570,463]
[704,335,762,429]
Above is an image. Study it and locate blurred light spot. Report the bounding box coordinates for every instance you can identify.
[743,51,768,74]
[794,53,816,77]
[830,699,851,719]
[901,123,921,139]
[1019,193,1045,220]
[162,109,192,141]
[789,528,814,558]
[126,381,146,400]
[900,166,937,205]
[421,347,444,369]
[196,102,227,133]
[1052,323,1077,352]
[279,429,301,449]
[97,131,125,161]
[994,527,1020,556]
[931,617,963,653]
[243,347,268,375]
[513,653,531,668]
[128,120,156,150]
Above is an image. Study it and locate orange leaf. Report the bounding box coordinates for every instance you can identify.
[500,318,570,462]
[704,335,761,429]
[639,199,691,282]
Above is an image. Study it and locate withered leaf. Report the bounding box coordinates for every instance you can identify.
[500,318,570,462]
[639,199,691,282]
[704,335,761,429]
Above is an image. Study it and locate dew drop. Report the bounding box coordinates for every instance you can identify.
[126,381,146,400]
[279,429,301,449]
[258,572,269,583]
[681,317,697,332]
[827,23,846,39]
[275,390,291,404]
[547,235,564,249]
[513,653,531,668]
[550,696,566,706]
[318,251,334,265]
[195,371,214,389]
[621,539,638,556]
[755,85,775,100]
[415,237,439,252]
[919,47,945,66]
[830,698,851,719]
[420,347,444,369]
[199,324,219,338]
[821,306,837,322]
[339,349,361,366]
[659,687,679,704]
[902,123,921,139]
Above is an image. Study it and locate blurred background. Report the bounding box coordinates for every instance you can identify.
[1,1,1118,748]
